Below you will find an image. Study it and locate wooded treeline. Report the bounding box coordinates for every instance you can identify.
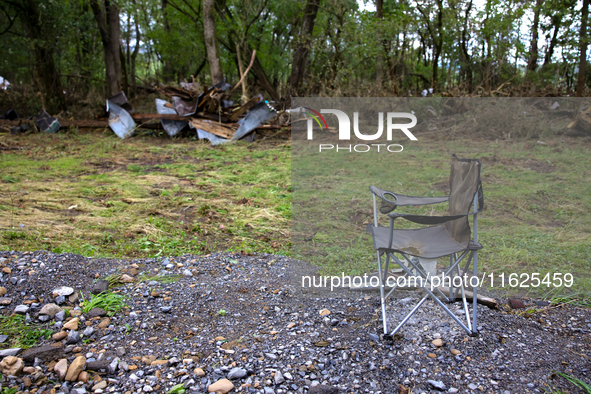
[0,0,590,115]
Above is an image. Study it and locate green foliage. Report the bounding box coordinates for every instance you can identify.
[0,315,52,350]
[166,383,186,394]
[80,291,128,316]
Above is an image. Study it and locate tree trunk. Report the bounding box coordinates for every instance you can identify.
[161,0,174,82]
[577,0,590,96]
[203,0,224,84]
[90,0,121,97]
[527,0,543,72]
[289,0,320,96]
[543,17,562,66]
[130,10,140,97]
[16,0,66,113]
[375,0,383,87]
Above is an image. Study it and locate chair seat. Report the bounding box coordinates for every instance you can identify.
[367,224,480,259]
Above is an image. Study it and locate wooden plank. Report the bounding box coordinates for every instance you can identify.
[228,97,261,122]
[189,119,236,139]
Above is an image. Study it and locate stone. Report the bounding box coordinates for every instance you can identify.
[194,367,205,377]
[21,344,64,363]
[182,269,193,277]
[55,310,66,321]
[208,378,234,393]
[307,385,339,394]
[0,298,11,305]
[274,370,285,385]
[69,292,79,303]
[14,305,30,314]
[65,356,86,381]
[97,318,110,328]
[63,318,80,330]
[227,367,247,379]
[115,347,126,357]
[0,356,23,376]
[150,359,168,366]
[468,383,478,390]
[508,298,526,309]
[40,303,63,317]
[319,309,331,316]
[78,371,89,383]
[91,280,109,295]
[52,331,68,341]
[85,360,111,371]
[427,353,437,358]
[0,348,21,357]
[83,327,95,337]
[120,274,134,283]
[66,330,80,344]
[2,267,11,274]
[92,380,108,391]
[0,287,6,296]
[432,339,443,347]
[108,358,119,373]
[55,295,66,305]
[54,359,68,380]
[451,349,461,355]
[87,307,107,318]
[142,355,157,365]
[53,286,75,297]
[428,380,447,391]
[71,388,87,394]
[0,335,7,343]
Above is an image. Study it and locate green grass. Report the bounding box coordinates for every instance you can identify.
[545,372,591,393]
[138,273,182,284]
[80,291,128,316]
[0,131,290,257]
[0,314,53,349]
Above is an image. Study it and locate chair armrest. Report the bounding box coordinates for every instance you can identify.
[388,212,474,224]
[369,185,449,214]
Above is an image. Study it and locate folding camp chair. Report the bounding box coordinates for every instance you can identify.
[366,154,483,338]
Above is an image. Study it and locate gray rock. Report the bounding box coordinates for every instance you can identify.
[87,307,107,318]
[37,315,50,322]
[274,370,285,385]
[368,333,380,342]
[468,383,478,390]
[14,305,29,314]
[0,348,21,357]
[307,385,339,394]
[71,389,87,394]
[228,367,247,379]
[21,344,64,363]
[118,361,129,372]
[55,310,66,322]
[52,286,75,297]
[55,295,66,305]
[264,388,275,394]
[86,360,111,371]
[0,335,7,343]
[91,280,109,295]
[66,330,80,344]
[108,357,119,374]
[115,347,126,357]
[161,306,172,313]
[83,327,95,337]
[427,380,447,391]
[183,269,193,277]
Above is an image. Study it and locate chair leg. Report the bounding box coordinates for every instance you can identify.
[376,251,388,335]
[472,250,478,335]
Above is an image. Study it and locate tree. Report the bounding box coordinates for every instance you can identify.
[5,0,66,113]
[289,0,320,96]
[90,0,121,97]
[203,0,224,84]
[577,0,589,96]
[527,0,544,72]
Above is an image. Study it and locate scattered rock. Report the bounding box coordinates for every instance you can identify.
[91,280,109,295]
[0,356,24,376]
[451,349,461,355]
[53,286,75,297]
[307,385,339,394]
[508,298,526,309]
[54,358,68,380]
[120,274,134,283]
[0,348,21,357]
[0,287,6,296]
[63,317,80,330]
[194,367,205,377]
[228,367,247,379]
[97,318,111,328]
[66,330,81,344]
[14,304,30,314]
[65,356,86,381]
[428,380,447,391]
[208,378,234,393]
[52,331,68,341]
[432,338,443,347]
[274,370,285,384]
[87,307,107,318]
[21,344,64,363]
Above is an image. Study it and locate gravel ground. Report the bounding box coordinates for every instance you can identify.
[0,250,589,394]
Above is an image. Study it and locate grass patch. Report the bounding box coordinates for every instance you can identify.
[138,273,182,284]
[0,314,53,349]
[546,372,591,393]
[0,131,290,257]
[80,291,128,316]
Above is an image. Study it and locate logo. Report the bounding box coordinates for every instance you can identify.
[306,109,417,141]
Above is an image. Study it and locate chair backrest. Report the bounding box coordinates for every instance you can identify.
[446,155,482,245]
